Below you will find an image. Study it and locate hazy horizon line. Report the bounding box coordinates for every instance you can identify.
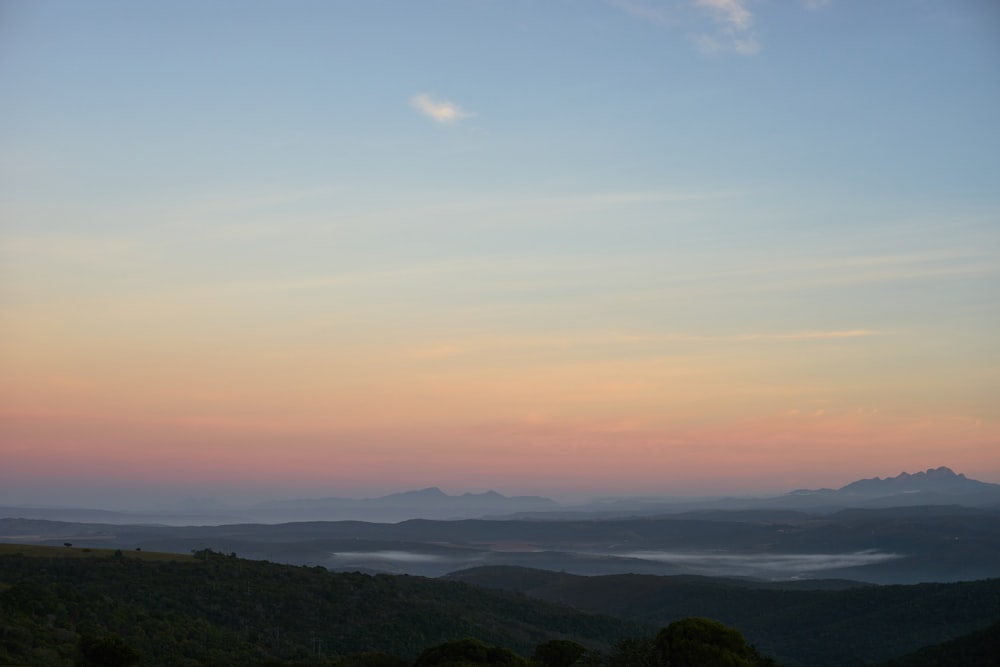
[2,464,996,514]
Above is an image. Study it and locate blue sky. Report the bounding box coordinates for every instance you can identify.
[5,1,997,204]
[1,1,998,505]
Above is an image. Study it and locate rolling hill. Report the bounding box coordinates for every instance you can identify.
[447,566,1000,666]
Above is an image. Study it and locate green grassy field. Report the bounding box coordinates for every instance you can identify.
[0,542,194,562]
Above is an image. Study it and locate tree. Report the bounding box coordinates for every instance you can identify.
[652,618,776,667]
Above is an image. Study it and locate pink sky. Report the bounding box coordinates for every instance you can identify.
[2,1,998,508]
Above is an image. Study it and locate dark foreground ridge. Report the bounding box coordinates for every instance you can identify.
[2,545,999,666]
[0,545,642,666]
[446,565,1000,666]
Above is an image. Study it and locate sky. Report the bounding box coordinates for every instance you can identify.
[1,0,999,507]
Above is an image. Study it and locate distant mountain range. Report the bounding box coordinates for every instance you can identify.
[789,466,994,496]
[838,466,995,494]
[251,487,560,522]
[3,468,1000,585]
[2,467,998,526]
[783,466,1000,508]
[0,488,561,525]
[509,467,1000,519]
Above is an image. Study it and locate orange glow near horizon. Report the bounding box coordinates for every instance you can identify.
[2,1,998,507]
[3,302,999,503]
[3,376,997,502]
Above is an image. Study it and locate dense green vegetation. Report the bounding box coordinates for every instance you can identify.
[882,620,1000,667]
[449,566,1000,666]
[0,543,194,562]
[2,546,998,666]
[0,546,643,666]
[651,618,778,667]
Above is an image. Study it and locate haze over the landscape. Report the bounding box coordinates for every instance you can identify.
[2,1,998,509]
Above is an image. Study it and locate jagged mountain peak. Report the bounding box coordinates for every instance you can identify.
[462,490,505,499]
[922,466,967,480]
[383,487,450,500]
[839,466,988,496]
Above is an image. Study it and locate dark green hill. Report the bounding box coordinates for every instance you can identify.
[447,566,1000,667]
[5,545,999,667]
[0,546,645,666]
[881,620,1000,667]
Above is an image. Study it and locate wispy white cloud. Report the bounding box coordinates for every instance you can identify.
[612,0,761,56]
[695,0,752,29]
[661,329,879,342]
[541,189,735,205]
[401,330,881,361]
[619,249,998,302]
[694,0,760,55]
[410,93,470,123]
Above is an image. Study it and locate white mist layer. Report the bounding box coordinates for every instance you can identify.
[615,549,902,576]
[330,550,455,563]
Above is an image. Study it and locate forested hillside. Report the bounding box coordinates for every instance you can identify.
[883,620,1000,667]
[3,546,999,666]
[448,566,1000,666]
[0,546,643,666]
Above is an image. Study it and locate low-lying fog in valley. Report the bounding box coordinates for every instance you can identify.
[3,468,999,584]
[326,548,903,580]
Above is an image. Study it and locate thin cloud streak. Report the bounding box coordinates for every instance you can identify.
[405,329,879,361]
[695,0,760,55]
[660,329,878,342]
[410,93,470,123]
[144,187,737,245]
[696,0,752,30]
[117,246,992,306]
[575,330,880,344]
[611,0,760,55]
[621,251,997,302]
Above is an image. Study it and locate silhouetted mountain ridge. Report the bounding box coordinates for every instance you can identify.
[773,466,1000,511]
[3,467,998,526]
[506,467,1000,519]
[248,486,561,521]
[838,466,993,495]
[788,466,994,496]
